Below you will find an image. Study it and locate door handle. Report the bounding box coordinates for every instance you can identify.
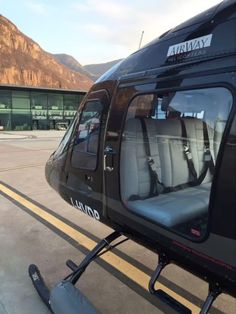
[104,146,116,172]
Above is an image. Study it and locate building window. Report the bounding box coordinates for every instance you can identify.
[48,94,63,129]
[12,91,30,109]
[31,93,48,129]
[71,100,103,170]
[12,91,31,130]
[0,90,11,130]
[120,87,232,239]
[63,94,78,122]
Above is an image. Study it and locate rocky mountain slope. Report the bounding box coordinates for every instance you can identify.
[84,59,123,81]
[0,15,93,90]
[52,53,93,79]
[53,54,122,81]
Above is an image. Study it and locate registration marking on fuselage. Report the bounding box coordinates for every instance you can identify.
[70,197,100,220]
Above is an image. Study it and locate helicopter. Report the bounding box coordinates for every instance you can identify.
[29,0,236,313]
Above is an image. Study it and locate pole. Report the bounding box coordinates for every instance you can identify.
[138,31,144,49]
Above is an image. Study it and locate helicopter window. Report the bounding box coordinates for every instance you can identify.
[71,100,103,170]
[120,87,232,239]
[54,116,77,157]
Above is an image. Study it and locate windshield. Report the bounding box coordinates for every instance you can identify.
[54,115,77,157]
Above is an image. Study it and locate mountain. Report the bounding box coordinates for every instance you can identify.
[53,53,83,70]
[52,53,93,79]
[84,59,123,81]
[53,54,122,81]
[0,15,93,90]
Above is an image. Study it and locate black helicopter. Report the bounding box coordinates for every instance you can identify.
[29,1,236,313]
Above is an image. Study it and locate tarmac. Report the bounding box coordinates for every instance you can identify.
[0,130,235,314]
[0,130,65,140]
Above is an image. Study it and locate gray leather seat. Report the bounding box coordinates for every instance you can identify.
[120,117,218,227]
[127,183,211,227]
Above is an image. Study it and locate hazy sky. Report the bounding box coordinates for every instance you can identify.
[1,0,222,65]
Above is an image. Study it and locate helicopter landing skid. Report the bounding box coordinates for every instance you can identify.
[149,253,223,314]
[28,264,52,311]
[28,231,125,314]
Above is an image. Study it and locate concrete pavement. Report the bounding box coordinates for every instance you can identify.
[0,131,235,314]
[0,130,65,140]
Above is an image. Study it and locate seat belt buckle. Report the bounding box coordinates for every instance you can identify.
[148,157,156,171]
[204,148,211,161]
[148,157,154,165]
[183,145,192,160]
[186,152,192,160]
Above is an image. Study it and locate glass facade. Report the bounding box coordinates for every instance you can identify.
[0,88,85,131]
[31,93,48,130]
[12,91,31,130]
[0,90,12,130]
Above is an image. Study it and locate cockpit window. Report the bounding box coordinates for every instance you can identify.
[54,115,77,157]
[120,87,232,240]
[71,100,103,170]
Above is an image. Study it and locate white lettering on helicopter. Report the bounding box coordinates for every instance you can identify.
[167,34,213,57]
[32,272,39,281]
[70,197,100,220]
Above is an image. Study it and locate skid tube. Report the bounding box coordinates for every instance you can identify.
[29,231,223,313]
[148,253,223,314]
[28,231,126,314]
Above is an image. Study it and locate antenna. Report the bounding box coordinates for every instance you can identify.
[138,30,144,49]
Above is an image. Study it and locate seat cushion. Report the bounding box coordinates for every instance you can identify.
[127,183,211,227]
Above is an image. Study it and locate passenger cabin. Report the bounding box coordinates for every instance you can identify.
[43,1,236,313]
[120,88,231,232]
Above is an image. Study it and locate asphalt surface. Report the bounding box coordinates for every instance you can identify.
[0,130,235,314]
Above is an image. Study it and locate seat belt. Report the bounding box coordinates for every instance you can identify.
[129,118,215,201]
[196,121,215,184]
[179,118,198,182]
[139,118,164,197]
[203,121,215,175]
[179,118,215,186]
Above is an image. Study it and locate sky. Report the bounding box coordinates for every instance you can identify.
[1,0,222,65]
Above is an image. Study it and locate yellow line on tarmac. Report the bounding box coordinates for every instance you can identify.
[0,183,200,313]
[0,163,43,172]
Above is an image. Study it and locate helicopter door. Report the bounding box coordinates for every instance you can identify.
[65,90,110,221]
[104,86,233,239]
